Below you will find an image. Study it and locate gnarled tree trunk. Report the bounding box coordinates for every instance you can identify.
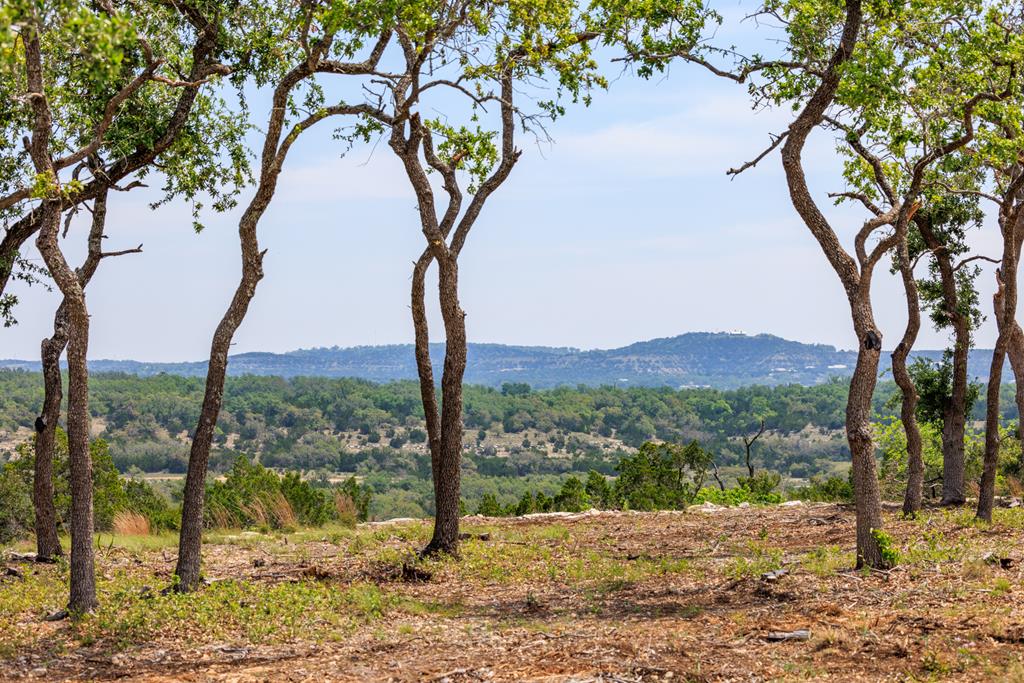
[981,271,1018,520]
[25,22,97,614]
[846,303,887,568]
[426,255,468,555]
[173,188,268,591]
[978,312,1008,522]
[34,317,66,561]
[979,189,1024,521]
[1006,327,1024,467]
[893,234,923,516]
[33,188,120,562]
[916,216,969,505]
[35,202,96,613]
[172,32,392,588]
[777,0,888,567]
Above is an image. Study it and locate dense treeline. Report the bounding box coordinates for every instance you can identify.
[3,369,1023,520]
[0,370,894,472]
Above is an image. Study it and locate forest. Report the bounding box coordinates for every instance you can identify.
[1,369,1022,522]
[3,0,1024,680]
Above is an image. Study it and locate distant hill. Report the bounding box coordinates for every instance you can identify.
[0,332,1010,389]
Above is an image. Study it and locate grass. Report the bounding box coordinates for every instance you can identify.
[9,505,1024,681]
[725,541,784,579]
[801,544,852,577]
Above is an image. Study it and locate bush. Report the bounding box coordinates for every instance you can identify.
[476,493,505,516]
[613,441,712,511]
[736,470,783,503]
[0,460,33,545]
[791,475,853,502]
[0,433,176,542]
[554,476,590,512]
[205,456,371,530]
[584,470,611,508]
[338,476,373,521]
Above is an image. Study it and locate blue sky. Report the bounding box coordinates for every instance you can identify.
[2,2,1011,362]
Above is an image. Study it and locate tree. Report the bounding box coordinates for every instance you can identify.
[173,2,394,592]
[4,0,242,614]
[554,476,590,512]
[584,469,612,507]
[33,186,141,562]
[913,198,986,505]
[742,419,766,479]
[647,0,1018,565]
[347,0,618,556]
[891,220,923,516]
[0,0,238,326]
[613,440,711,510]
[975,102,1024,520]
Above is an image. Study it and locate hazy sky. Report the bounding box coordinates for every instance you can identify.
[1,4,1012,362]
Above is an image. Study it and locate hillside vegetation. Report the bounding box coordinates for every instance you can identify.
[0,332,1012,389]
[2,370,1021,522]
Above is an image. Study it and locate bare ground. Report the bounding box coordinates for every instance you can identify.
[5,503,1024,682]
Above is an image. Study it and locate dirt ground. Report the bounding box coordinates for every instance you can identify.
[5,503,1024,682]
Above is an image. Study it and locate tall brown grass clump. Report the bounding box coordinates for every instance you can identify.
[268,492,297,529]
[334,491,358,528]
[112,510,150,536]
[208,501,237,529]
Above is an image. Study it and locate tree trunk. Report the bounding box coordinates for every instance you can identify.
[35,200,97,613]
[1006,326,1024,469]
[171,55,334,591]
[978,339,1006,523]
[33,188,113,562]
[34,323,65,561]
[420,254,467,556]
[775,0,882,566]
[980,257,1020,521]
[892,237,923,517]
[916,217,968,505]
[941,322,970,505]
[848,305,888,568]
[174,206,266,591]
[25,20,96,612]
[979,194,1023,521]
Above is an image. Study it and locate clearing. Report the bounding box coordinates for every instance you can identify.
[4,503,1024,681]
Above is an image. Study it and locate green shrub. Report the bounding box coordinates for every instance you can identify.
[514,491,537,515]
[204,456,370,530]
[613,441,712,510]
[337,476,373,521]
[123,479,179,531]
[0,460,33,545]
[0,432,175,542]
[554,476,590,512]
[737,470,782,500]
[476,493,505,516]
[790,475,853,502]
[584,470,611,508]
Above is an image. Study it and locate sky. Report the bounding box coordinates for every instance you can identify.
[0,3,1013,362]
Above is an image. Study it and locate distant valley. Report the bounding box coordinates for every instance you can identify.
[1,332,1009,389]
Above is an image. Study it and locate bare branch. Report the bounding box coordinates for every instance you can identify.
[955,254,1001,271]
[727,130,789,177]
[829,191,883,216]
